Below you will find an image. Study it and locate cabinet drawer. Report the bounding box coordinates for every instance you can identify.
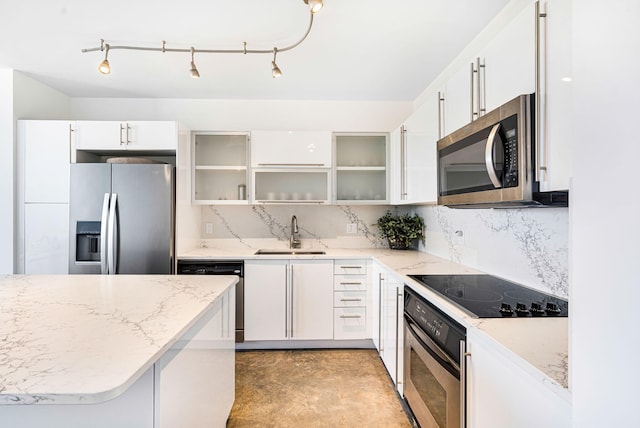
[334,291,367,307]
[334,260,367,275]
[333,275,367,291]
[334,307,367,340]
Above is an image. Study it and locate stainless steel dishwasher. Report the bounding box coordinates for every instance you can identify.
[177,260,244,343]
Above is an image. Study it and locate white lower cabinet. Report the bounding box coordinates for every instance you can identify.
[466,329,570,428]
[155,286,235,428]
[333,259,370,340]
[24,203,69,274]
[374,263,404,392]
[244,259,334,341]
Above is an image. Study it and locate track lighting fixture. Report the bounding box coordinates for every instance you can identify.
[304,0,324,13]
[97,40,111,75]
[272,48,282,78]
[82,0,323,79]
[189,47,200,78]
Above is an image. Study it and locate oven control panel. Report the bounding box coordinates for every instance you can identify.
[404,287,466,363]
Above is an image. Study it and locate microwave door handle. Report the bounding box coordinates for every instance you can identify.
[485,123,503,188]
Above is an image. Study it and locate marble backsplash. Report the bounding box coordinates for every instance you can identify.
[198,204,569,298]
[200,205,391,249]
[412,206,569,298]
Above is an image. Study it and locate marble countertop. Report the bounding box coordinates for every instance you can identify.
[180,241,569,395]
[0,274,237,405]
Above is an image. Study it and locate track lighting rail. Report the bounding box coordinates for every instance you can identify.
[81,0,323,78]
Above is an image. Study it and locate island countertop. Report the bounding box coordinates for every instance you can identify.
[0,274,237,405]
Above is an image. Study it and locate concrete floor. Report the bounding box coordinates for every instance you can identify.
[227,349,414,427]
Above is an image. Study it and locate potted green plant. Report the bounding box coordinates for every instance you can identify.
[376,211,425,250]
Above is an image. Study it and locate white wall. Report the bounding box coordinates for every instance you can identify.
[0,70,14,274]
[69,98,411,132]
[570,1,640,426]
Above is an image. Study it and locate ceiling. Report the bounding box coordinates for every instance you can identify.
[0,0,510,101]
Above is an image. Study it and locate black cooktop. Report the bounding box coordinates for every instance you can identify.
[408,274,568,318]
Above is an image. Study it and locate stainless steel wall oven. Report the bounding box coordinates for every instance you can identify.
[404,287,466,428]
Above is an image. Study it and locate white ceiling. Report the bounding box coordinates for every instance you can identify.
[0,0,509,101]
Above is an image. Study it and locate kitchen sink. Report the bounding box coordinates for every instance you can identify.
[254,249,326,255]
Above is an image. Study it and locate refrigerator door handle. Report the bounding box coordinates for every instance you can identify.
[107,193,118,275]
[100,193,110,274]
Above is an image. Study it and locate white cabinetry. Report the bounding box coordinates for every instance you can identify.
[156,285,235,428]
[374,263,404,392]
[333,259,369,340]
[480,2,536,113]
[466,329,570,428]
[191,132,249,204]
[253,169,330,204]
[251,131,332,167]
[391,95,439,204]
[244,259,334,341]
[333,134,388,204]
[75,121,177,151]
[538,0,573,191]
[17,120,72,274]
[443,64,473,135]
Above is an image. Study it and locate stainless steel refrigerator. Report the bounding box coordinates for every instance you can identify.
[69,163,175,274]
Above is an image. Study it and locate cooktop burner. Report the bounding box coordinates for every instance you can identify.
[407,274,568,318]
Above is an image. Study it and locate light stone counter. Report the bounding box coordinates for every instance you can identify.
[0,274,237,405]
[180,241,569,395]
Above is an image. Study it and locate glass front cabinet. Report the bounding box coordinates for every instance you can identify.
[333,133,389,204]
[192,132,250,204]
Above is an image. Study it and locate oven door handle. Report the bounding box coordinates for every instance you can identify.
[485,123,503,188]
[405,315,460,374]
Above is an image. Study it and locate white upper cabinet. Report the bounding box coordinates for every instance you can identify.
[334,133,388,204]
[539,0,573,191]
[19,120,72,203]
[391,94,439,205]
[251,131,332,167]
[443,64,473,135]
[75,121,177,151]
[480,1,536,113]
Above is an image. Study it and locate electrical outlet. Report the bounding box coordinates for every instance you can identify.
[205,223,213,234]
[346,223,357,234]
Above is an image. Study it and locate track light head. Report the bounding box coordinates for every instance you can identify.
[190,47,200,78]
[272,48,282,78]
[304,0,324,13]
[98,43,111,74]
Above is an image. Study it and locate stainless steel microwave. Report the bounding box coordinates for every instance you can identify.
[436,94,568,208]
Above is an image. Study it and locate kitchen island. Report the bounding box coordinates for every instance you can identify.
[0,274,237,428]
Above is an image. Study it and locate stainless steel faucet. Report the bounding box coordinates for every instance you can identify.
[290,215,301,249]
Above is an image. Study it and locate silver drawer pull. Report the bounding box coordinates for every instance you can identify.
[339,315,362,319]
[339,266,362,269]
[339,282,362,285]
[340,298,362,302]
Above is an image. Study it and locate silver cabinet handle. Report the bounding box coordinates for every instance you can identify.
[378,273,383,353]
[340,282,362,285]
[400,125,407,199]
[438,91,445,139]
[290,264,294,338]
[535,0,548,181]
[284,263,289,338]
[100,193,110,274]
[340,298,362,302]
[257,163,326,167]
[125,123,131,145]
[460,340,471,428]
[470,62,477,121]
[485,123,503,188]
[477,57,486,116]
[257,200,325,204]
[107,193,118,275]
[339,265,362,269]
[340,315,362,319]
[119,124,126,145]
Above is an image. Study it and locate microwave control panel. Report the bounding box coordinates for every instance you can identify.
[503,121,519,188]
